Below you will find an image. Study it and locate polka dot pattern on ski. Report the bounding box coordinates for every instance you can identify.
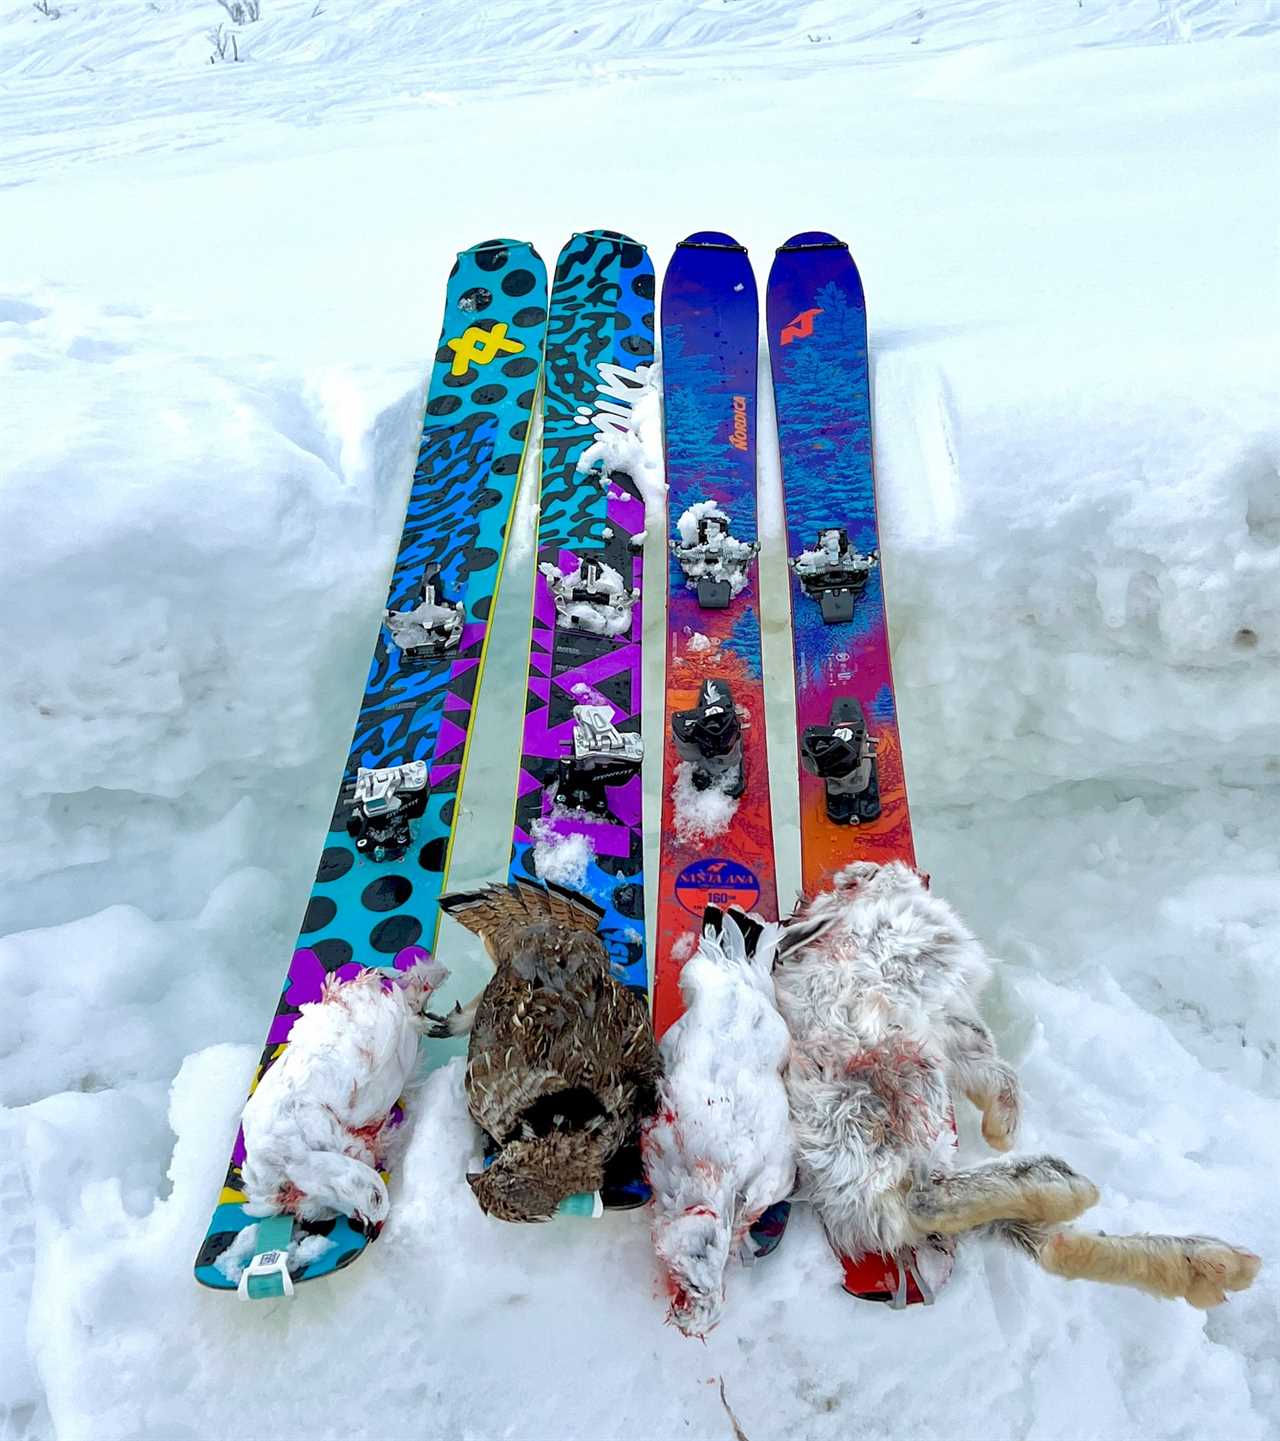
[196,236,548,1294]
[370,915,423,953]
[362,876,413,912]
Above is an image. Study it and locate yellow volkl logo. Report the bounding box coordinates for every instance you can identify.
[447,322,524,376]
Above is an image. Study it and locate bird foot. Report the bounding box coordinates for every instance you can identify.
[425,1001,464,1039]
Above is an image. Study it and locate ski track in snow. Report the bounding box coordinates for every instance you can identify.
[1,3,1278,1439]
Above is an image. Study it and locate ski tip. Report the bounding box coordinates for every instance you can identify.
[776,231,848,253]
[574,228,648,252]
[465,237,538,256]
[676,230,747,252]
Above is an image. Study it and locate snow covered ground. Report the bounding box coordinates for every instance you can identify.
[2,2,1278,1438]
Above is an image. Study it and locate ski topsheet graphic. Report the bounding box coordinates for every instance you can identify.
[654,232,790,1258]
[768,231,943,1305]
[507,230,653,996]
[195,239,548,1295]
[768,233,914,882]
[653,233,778,1040]
[498,229,655,1210]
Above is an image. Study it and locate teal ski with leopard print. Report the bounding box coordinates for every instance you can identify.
[194,238,548,1296]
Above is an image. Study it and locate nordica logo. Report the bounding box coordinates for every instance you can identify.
[728,395,748,452]
[780,308,822,345]
[674,858,761,917]
[575,361,650,443]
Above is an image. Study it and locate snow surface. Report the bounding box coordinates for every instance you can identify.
[2,3,1278,1440]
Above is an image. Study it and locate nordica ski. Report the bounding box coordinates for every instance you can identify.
[194,239,548,1296]
[768,231,947,1304]
[655,232,776,1031]
[654,233,772,1037]
[653,232,789,1255]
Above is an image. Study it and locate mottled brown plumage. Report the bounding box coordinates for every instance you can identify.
[436,879,662,1222]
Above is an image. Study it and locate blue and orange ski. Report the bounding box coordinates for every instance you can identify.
[768,230,949,1304]
[654,231,789,1254]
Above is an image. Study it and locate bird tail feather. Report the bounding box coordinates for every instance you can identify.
[440,879,604,943]
[698,905,785,981]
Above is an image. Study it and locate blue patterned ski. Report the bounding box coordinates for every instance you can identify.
[506,229,655,1207]
[194,238,548,1293]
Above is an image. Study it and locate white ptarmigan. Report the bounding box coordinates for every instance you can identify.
[240,957,447,1235]
[773,860,1260,1309]
[642,906,823,1336]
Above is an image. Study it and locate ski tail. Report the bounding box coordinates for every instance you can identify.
[440,878,605,944]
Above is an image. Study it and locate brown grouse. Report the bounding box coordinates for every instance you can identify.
[434,879,662,1222]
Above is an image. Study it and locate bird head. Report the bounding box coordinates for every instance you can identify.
[347,1176,390,1240]
[654,1207,732,1338]
[467,1131,608,1224]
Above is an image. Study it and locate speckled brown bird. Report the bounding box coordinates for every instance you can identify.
[433,879,663,1223]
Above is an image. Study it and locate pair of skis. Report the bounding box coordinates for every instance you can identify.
[194,225,920,1306]
[655,231,926,1302]
[195,231,654,1296]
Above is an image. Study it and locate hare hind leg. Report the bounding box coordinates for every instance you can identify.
[1040,1231,1261,1308]
[907,1155,1099,1235]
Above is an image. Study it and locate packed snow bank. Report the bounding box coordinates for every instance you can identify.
[878,331,1279,807]
[1,3,1277,1440]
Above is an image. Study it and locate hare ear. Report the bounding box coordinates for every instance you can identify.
[775,912,835,962]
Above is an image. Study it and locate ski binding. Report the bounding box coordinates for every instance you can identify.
[556,704,642,817]
[670,502,760,610]
[348,760,429,862]
[384,563,465,660]
[800,696,881,825]
[791,528,878,624]
[541,555,638,637]
[671,677,744,798]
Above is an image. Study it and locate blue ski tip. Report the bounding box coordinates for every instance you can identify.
[576,228,648,251]
[677,231,747,251]
[777,231,849,252]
